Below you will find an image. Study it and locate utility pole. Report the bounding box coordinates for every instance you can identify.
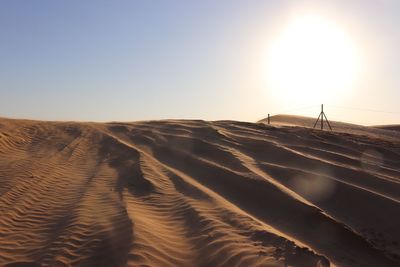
[313,104,332,131]
[321,105,324,130]
[267,114,270,125]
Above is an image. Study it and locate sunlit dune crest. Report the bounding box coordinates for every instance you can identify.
[0,117,399,267]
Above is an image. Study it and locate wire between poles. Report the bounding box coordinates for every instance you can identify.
[325,104,400,114]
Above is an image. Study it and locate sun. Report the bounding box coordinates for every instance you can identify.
[266,15,360,106]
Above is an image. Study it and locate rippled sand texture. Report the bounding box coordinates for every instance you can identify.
[0,117,399,267]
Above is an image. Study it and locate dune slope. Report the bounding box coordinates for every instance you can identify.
[0,118,399,267]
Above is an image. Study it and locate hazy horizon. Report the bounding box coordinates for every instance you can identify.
[1,0,400,125]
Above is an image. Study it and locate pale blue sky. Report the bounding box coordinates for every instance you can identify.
[1,0,399,124]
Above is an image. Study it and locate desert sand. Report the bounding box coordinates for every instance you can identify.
[0,115,399,267]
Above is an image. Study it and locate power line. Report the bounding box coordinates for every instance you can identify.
[259,103,399,124]
[325,104,400,114]
[271,104,319,116]
[258,104,318,123]
[260,105,319,120]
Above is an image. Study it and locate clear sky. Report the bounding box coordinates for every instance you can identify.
[1,0,399,125]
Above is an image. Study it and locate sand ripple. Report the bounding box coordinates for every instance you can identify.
[0,118,399,266]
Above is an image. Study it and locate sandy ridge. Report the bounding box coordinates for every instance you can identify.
[0,118,399,266]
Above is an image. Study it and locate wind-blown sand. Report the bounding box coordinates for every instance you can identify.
[0,116,399,267]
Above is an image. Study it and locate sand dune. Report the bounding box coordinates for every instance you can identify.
[262,114,400,142]
[0,117,399,267]
[374,125,400,133]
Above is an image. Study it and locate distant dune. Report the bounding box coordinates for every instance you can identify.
[0,117,399,267]
[260,114,400,141]
[374,125,400,132]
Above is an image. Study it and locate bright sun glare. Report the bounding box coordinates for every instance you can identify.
[266,15,360,105]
